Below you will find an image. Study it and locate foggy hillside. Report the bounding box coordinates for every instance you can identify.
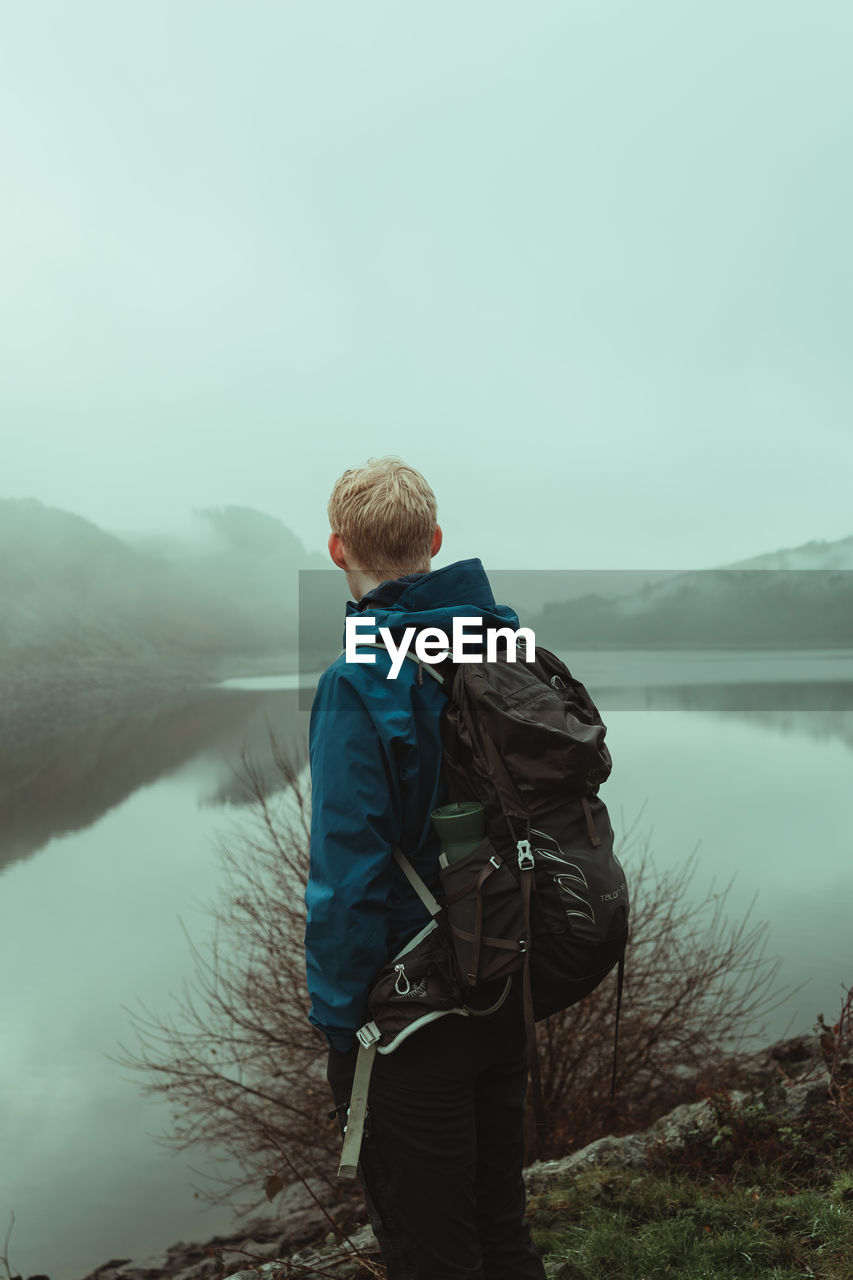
[722,534,853,572]
[530,534,853,649]
[0,499,320,671]
[486,570,682,617]
[4,504,852,674]
[488,538,853,618]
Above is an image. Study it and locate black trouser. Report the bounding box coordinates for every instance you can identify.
[326,975,546,1280]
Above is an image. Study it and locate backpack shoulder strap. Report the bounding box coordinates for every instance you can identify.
[339,639,447,685]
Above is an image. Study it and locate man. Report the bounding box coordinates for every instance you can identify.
[305,456,546,1280]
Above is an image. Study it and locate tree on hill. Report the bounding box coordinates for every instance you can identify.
[195,506,311,561]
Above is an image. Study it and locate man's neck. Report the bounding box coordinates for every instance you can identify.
[346,565,429,602]
[346,570,383,601]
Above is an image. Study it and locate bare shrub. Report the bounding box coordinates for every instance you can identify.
[818,983,853,1136]
[534,809,793,1159]
[117,742,792,1208]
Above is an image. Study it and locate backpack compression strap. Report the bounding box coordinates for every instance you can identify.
[610,943,626,1100]
[337,848,440,1182]
[337,1022,380,1180]
[392,846,443,916]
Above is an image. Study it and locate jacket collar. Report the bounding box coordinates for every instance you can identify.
[348,558,497,615]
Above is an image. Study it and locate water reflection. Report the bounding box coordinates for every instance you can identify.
[596,680,853,711]
[0,686,310,872]
[2,654,852,874]
[1,654,851,1280]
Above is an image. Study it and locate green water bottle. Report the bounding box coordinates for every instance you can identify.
[431,801,486,867]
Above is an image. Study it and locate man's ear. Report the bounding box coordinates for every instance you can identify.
[430,525,443,558]
[328,532,350,570]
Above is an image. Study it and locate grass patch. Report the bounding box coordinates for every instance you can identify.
[528,1167,853,1279]
[527,1082,853,1280]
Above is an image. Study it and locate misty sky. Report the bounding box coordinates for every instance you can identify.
[2,2,852,570]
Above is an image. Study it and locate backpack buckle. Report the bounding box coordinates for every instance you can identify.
[357,1022,381,1049]
[516,839,534,870]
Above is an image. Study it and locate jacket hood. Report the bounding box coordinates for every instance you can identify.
[344,558,519,639]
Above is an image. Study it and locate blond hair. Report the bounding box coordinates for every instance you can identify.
[327,456,438,577]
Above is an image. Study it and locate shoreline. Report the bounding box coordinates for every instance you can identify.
[67,1031,841,1280]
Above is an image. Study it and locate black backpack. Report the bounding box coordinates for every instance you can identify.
[337,642,629,1179]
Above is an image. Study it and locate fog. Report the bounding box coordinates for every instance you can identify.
[2,2,852,569]
[2,10,853,1271]
[0,500,321,669]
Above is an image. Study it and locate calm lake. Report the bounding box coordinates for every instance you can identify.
[1,650,852,1280]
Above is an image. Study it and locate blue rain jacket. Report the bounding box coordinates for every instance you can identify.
[305,557,519,1051]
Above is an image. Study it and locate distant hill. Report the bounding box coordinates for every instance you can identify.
[4,506,851,668]
[129,504,328,657]
[722,534,853,572]
[529,534,853,649]
[0,498,321,671]
[486,569,681,617]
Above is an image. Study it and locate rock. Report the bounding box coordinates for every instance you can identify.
[780,1067,832,1120]
[171,1265,217,1280]
[722,1033,826,1090]
[282,1223,379,1280]
[525,1037,836,1196]
[271,1175,343,1250]
[110,1252,174,1280]
[218,1239,282,1266]
[525,1092,749,1194]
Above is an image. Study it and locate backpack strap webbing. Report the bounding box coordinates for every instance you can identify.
[392,846,442,916]
[338,641,446,686]
[337,1023,380,1181]
[520,857,547,1136]
[610,942,627,1101]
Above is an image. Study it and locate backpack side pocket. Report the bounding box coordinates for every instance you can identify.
[439,836,526,989]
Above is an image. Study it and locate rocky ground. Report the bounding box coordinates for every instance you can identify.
[55,1032,834,1280]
